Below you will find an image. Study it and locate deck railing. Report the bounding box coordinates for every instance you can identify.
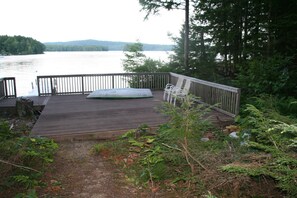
[37,72,240,117]
[170,73,240,117]
[0,77,17,100]
[37,73,170,96]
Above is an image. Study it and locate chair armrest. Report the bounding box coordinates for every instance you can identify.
[164,83,174,90]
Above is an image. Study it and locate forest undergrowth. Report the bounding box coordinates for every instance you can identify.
[92,95,297,197]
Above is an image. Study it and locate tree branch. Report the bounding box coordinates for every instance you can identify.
[0,159,41,173]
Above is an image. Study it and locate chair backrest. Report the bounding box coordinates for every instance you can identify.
[182,79,192,94]
[175,77,184,88]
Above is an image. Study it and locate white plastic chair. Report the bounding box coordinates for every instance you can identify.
[170,79,192,106]
[163,77,184,102]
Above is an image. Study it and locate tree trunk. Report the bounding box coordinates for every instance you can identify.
[184,0,190,73]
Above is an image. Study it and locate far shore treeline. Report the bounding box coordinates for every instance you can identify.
[0,35,45,55]
[0,36,173,55]
[44,40,173,51]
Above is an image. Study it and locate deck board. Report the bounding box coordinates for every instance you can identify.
[32,91,168,138]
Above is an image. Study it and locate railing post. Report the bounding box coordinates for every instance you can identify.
[81,75,84,95]
[13,78,17,98]
[235,88,241,115]
[112,75,115,89]
[50,77,54,96]
[37,77,41,96]
[3,79,8,98]
[0,78,4,100]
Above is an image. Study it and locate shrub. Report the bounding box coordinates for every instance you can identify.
[0,120,58,196]
[229,104,297,197]
[236,55,296,97]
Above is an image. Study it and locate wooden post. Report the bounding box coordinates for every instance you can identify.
[81,75,85,95]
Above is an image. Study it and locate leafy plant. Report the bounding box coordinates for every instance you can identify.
[15,189,38,198]
[0,120,16,141]
[0,120,58,196]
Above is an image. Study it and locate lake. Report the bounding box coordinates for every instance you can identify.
[0,51,172,96]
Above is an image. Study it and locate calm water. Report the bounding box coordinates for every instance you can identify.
[0,51,172,96]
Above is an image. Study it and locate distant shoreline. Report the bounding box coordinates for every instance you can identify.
[44,39,174,51]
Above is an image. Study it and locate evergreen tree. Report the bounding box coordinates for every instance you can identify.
[0,35,45,55]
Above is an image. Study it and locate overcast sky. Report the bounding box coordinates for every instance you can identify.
[1,0,185,44]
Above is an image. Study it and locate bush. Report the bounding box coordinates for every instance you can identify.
[230,104,297,197]
[236,55,296,97]
[0,120,58,196]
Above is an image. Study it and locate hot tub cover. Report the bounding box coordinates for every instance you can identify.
[87,88,153,99]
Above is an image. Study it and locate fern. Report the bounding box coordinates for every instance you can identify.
[234,104,297,196]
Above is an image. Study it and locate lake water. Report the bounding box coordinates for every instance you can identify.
[0,51,172,96]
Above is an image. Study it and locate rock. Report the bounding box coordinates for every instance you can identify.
[229,132,239,139]
[200,137,210,142]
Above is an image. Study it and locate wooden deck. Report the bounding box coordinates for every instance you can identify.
[1,91,234,140]
[31,91,169,140]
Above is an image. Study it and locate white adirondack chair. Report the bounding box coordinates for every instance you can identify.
[163,77,184,102]
[170,79,192,106]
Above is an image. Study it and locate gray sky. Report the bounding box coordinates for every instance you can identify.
[1,0,184,44]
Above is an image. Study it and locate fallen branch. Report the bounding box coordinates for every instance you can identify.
[161,143,182,152]
[0,159,41,173]
[180,143,208,171]
[162,143,207,171]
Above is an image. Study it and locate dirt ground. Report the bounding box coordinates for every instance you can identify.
[0,114,154,197]
[37,140,153,198]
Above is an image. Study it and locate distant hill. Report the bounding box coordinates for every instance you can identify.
[44,39,173,51]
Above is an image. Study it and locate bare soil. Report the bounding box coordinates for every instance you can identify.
[37,140,152,198]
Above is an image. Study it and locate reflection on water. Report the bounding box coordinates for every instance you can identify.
[0,51,171,96]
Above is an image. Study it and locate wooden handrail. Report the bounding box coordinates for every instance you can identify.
[169,73,241,117]
[37,73,170,96]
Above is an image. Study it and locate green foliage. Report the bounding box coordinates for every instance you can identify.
[0,120,58,196]
[161,95,211,139]
[236,56,295,97]
[222,153,297,197]
[139,0,183,19]
[0,120,16,140]
[170,25,218,80]
[140,146,166,182]
[122,41,170,89]
[122,42,168,73]
[91,143,107,155]
[0,35,45,55]
[15,189,38,198]
[243,95,297,122]
[238,104,297,151]
[143,0,297,94]
[12,175,39,189]
[232,104,297,196]
[122,42,146,72]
